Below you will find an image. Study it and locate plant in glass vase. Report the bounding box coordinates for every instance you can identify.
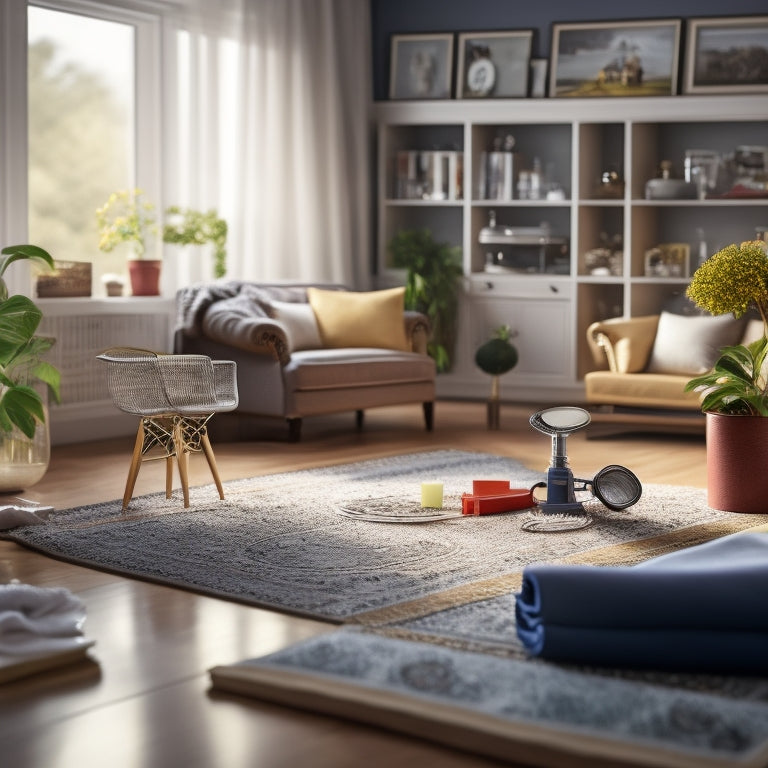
[684,239,768,512]
[96,188,161,295]
[0,244,61,491]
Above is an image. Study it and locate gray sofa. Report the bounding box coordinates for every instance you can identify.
[174,281,436,440]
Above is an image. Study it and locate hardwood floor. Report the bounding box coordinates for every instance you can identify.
[0,401,707,768]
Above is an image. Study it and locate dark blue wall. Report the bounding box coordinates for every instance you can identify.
[370,0,768,100]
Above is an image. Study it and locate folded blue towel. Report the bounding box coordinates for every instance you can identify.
[515,532,768,673]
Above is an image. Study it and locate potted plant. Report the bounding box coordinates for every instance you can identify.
[684,239,768,513]
[163,206,228,278]
[96,188,161,296]
[475,324,518,429]
[0,244,61,491]
[388,228,463,372]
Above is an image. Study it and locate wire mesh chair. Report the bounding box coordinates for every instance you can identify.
[97,348,239,510]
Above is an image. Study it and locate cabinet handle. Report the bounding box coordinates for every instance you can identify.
[549,284,559,293]
[485,281,494,290]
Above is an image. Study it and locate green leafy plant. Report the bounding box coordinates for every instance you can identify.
[388,228,463,372]
[684,240,768,415]
[163,206,228,278]
[475,324,519,376]
[96,188,157,258]
[686,340,768,416]
[0,245,61,438]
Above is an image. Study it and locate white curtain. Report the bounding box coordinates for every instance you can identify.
[162,0,372,290]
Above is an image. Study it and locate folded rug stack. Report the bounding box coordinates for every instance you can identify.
[0,583,91,660]
[516,532,768,673]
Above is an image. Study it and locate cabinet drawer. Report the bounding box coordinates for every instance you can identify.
[468,276,572,301]
[469,295,573,378]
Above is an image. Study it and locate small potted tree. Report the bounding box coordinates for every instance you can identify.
[0,244,61,490]
[684,239,768,512]
[475,325,518,429]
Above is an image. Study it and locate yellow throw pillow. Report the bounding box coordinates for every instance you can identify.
[307,287,410,351]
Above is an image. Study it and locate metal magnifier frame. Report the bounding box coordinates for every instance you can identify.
[523,406,642,532]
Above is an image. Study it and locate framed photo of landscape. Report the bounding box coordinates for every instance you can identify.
[549,19,682,98]
[456,30,534,99]
[389,33,454,100]
[683,16,768,94]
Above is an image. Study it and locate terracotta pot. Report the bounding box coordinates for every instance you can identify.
[128,259,161,296]
[706,412,768,513]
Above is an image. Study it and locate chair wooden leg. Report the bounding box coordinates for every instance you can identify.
[423,401,434,431]
[165,456,174,499]
[173,421,191,508]
[200,431,225,500]
[123,421,145,511]
[355,410,364,431]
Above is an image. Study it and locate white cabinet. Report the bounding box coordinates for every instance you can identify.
[468,279,572,378]
[373,95,768,404]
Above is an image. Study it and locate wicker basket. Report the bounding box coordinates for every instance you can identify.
[36,260,92,298]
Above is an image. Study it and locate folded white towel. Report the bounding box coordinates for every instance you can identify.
[0,504,52,530]
[0,583,89,658]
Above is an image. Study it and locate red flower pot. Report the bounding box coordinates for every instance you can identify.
[706,412,768,513]
[128,259,161,296]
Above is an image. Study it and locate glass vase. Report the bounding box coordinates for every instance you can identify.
[0,405,50,493]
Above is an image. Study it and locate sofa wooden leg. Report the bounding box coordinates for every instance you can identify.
[423,401,434,431]
[355,410,364,431]
[287,418,302,442]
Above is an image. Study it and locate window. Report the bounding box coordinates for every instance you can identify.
[26,1,161,296]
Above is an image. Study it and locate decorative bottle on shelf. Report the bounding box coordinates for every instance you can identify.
[755,227,768,253]
[695,228,708,271]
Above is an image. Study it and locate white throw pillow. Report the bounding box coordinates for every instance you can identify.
[267,300,323,351]
[646,311,745,375]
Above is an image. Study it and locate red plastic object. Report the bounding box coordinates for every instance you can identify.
[472,479,513,495]
[461,488,534,515]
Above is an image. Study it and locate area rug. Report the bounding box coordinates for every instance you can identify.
[210,626,768,768]
[2,450,766,622]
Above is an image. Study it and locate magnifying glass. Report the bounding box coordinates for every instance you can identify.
[523,406,642,532]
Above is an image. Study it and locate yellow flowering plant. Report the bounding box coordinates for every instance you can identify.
[684,240,768,415]
[96,189,157,259]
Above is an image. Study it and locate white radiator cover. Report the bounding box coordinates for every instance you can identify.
[38,299,175,445]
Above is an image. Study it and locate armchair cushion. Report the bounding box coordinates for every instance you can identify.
[266,300,323,352]
[202,294,290,364]
[307,286,409,351]
[646,311,746,375]
[613,316,658,373]
[587,315,659,373]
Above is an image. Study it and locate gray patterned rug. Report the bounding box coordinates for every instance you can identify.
[210,627,768,768]
[2,450,765,622]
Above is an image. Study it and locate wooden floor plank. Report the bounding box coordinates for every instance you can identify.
[0,402,707,767]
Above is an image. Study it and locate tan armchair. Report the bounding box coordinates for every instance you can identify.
[584,312,762,432]
[174,282,436,441]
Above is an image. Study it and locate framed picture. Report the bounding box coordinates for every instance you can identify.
[456,30,533,99]
[644,243,690,278]
[529,58,548,98]
[549,19,682,98]
[389,33,454,100]
[683,16,768,94]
